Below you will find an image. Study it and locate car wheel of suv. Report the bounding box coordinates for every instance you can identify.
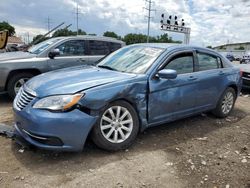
[7,73,34,99]
[91,100,139,151]
[212,87,236,118]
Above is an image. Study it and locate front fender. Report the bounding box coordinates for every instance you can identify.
[79,80,149,131]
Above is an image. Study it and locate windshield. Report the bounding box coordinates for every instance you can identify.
[97,46,164,74]
[28,38,61,54]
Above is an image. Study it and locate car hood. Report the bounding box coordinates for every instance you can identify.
[25,66,137,97]
[0,51,36,62]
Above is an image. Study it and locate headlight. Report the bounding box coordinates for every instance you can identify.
[33,94,84,111]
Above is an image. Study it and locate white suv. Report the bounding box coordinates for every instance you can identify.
[240,55,250,64]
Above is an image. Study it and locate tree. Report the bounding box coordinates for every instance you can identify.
[32,34,49,44]
[123,33,181,45]
[52,28,86,37]
[235,46,245,50]
[103,31,118,39]
[123,33,147,45]
[0,21,15,36]
[206,46,212,49]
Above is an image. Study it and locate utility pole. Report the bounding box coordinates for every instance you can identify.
[45,16,53,37]
[27,32,30,44]
[144,0,155,43]
[76,3,80,35]
[47,17,51,32]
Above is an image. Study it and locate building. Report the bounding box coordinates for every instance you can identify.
[213,42,250,57]
[7,36,24,46]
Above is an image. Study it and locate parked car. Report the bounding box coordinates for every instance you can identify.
[13,44,242,152]
[240,55,250,64]
[234,55,242,62]
[225,53,235,62]
[236,64,250,89]
[219,52,234,62]
[0,36,125,98]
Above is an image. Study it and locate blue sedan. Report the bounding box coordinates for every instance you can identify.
[13,44,242,151]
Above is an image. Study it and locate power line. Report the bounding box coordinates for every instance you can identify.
[144,0,156,43]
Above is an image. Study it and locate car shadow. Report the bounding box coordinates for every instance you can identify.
[0,93,12,103]
[10,105,248,176]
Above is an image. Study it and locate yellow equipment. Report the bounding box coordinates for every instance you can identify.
[0,30,8,49]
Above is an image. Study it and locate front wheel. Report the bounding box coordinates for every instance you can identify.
[7,73,34,99]
[91,101,139,151]
[212,87,236,118]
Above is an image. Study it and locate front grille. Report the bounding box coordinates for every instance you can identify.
[243,78,250,85]
[242,72,250,78]
[15,87,36,110]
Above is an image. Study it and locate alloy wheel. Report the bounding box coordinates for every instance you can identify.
[221,91,234,115]
[14,78,29,94]
[100,106,133,143]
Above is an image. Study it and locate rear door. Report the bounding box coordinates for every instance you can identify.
[47,39,88,71]
[148,50,199,124]
[193,50,225,111]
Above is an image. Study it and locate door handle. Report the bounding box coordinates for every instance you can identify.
[219,71,225,75]
[79,58,86,62]
[188,76,198,81]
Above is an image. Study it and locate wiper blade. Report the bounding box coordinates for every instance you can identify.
[97,65,118,71]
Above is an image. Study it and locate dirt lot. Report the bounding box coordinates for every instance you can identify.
[0,92,249,188]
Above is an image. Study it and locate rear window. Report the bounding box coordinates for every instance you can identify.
[110,42,121,53]
[88,40,110,55]
[197,53,219,71]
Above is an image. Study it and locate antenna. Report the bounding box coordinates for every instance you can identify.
[144,0,156,43]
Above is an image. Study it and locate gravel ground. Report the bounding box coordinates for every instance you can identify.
[0,92,249,188]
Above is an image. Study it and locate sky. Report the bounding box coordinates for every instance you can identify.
[0,0,250,47]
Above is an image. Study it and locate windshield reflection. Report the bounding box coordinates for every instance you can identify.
[98,46,163,74]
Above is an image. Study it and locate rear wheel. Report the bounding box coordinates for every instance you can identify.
[91,101,139,151]
[7,73,34,99]
[212,87,236,118]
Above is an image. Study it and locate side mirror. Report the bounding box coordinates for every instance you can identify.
[48,49,60,59]
[157,69,177,79]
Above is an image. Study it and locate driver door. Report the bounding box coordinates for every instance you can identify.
[47,40,89,71]
[148,51,198,124]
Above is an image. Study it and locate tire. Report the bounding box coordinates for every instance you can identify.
[91,100,139,151]
[212,87,236,118]
[7,73,34,99]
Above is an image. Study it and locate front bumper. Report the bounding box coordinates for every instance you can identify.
[13,106,98,152]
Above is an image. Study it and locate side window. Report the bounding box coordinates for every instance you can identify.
[56,40,85,56]
[110,42,121,53]
[197,53,219,71]
[164,53,194,74]
[89,40,110,55]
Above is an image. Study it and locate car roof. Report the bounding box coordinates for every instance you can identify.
[53,35,125,44]
[130,43,219,53]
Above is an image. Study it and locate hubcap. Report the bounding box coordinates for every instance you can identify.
[100,106,133,143]
[14,78,29,94]
[221,91,234,114]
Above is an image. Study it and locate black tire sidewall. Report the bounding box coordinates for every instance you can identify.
[91,100,139,151]
[7,73,33,99]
